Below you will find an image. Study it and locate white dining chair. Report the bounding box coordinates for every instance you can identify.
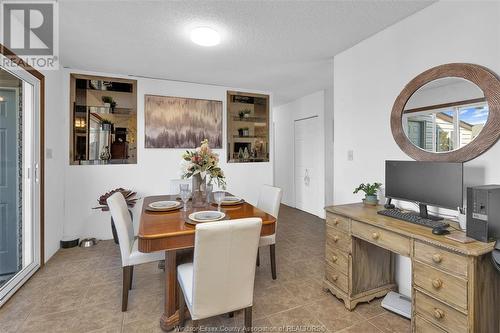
[177,218,262,331]
[256,184,282,280]
[106,192,165,311]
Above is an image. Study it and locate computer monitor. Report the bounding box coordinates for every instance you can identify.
[385,161,463,220]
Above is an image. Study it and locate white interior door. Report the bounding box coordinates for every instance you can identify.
[0,56,41,307]
[294,116,319,215]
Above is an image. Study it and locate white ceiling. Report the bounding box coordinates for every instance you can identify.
[59,1,434,106]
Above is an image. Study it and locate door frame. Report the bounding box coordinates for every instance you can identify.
[293,115,319,213]
[0,44,45,301]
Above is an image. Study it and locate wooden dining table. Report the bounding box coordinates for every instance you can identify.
[138,194,277,331]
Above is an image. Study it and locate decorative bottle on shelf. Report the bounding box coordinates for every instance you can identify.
[100,146,111,161]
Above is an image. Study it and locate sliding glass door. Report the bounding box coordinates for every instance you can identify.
[0,55,42,306]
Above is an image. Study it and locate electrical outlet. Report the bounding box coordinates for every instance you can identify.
[347,150,354,161]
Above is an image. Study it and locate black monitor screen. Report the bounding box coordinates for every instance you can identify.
[385,161,463,210]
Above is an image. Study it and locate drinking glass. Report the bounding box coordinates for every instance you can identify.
[179,184,191,211]
[213,191,225,212]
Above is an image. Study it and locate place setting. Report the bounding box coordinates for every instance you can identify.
[145,200,183,212]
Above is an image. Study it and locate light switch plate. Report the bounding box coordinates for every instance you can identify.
[46,148,53,159]
[347,150,353,161]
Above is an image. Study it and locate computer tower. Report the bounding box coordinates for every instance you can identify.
[466,185,500,242]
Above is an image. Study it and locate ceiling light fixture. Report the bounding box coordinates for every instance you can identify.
[190,27,220,47]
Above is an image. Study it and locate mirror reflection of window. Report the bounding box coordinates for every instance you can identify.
[402,77,488,153]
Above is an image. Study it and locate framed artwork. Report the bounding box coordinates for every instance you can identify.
[145,95,223,148]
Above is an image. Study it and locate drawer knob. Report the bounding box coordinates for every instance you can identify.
[372,232,380,240]
[332,275,338,282]
[433,308,445,320]
[333,236,339,242]
[332,255,338,263]
[333,218,339,225]
[432,278,443,289]
[432,254,443,263]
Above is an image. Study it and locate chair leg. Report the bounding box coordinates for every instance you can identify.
[178,281,186,329]
[129,266,134,290]
[256,248,260,267]
[122,266,132,311]
[244,306,252,331]
[270,244,276,280]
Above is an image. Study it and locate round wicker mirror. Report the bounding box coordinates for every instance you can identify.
[391,63,500,162]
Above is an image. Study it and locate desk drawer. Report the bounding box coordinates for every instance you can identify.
[415,241,468,277]
[325,247,349,275]
[326,227,351,253]
[414,261,468,310]
[415,290,468,333]
[325,264,348,293]
[351,220,410,256]
[415,315,447,333]
[326,213,350,233]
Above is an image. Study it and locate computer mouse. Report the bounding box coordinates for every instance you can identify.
[432,227,450,235]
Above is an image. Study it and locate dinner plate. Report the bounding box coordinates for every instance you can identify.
[188,211,226,223]
[147,200,181,212]
[214,196,244,206]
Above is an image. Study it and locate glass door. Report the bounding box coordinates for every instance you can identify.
[0,55,41,306]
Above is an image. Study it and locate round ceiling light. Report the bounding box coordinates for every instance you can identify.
[190,27,221,47]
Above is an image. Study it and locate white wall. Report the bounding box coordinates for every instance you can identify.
[42,68,273,247]
[333,1,500,297]
[42,70,65,262]
[274,90,325,218]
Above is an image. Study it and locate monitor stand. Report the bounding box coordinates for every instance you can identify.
[418,203,444,221]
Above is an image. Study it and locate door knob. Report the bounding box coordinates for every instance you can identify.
[372,232,380,240]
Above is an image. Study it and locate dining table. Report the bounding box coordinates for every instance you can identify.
[138,194,277,332]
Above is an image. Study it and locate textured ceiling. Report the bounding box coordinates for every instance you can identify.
[59,1,435,105]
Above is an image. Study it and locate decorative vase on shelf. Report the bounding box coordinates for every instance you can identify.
[100,146,111,161]
[192,173,207,207]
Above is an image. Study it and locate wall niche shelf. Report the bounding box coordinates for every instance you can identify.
[70,74,137,165]
[227,91,270,163]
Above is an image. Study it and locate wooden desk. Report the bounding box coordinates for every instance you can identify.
[324,203,499,333]
[138,195,276,331]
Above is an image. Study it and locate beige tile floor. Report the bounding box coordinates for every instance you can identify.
[0,205,410,333]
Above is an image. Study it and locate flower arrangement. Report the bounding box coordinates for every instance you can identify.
[181,139,226,188]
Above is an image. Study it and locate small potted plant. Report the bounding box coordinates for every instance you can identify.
[238,110,246,120]
[101,118,113,131]
[353,182,382,206]
[102,96,117,112]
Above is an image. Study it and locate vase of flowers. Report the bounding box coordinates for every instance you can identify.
[181,139,226,207]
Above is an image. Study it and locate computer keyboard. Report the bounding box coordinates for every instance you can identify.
[377,209,449,229]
